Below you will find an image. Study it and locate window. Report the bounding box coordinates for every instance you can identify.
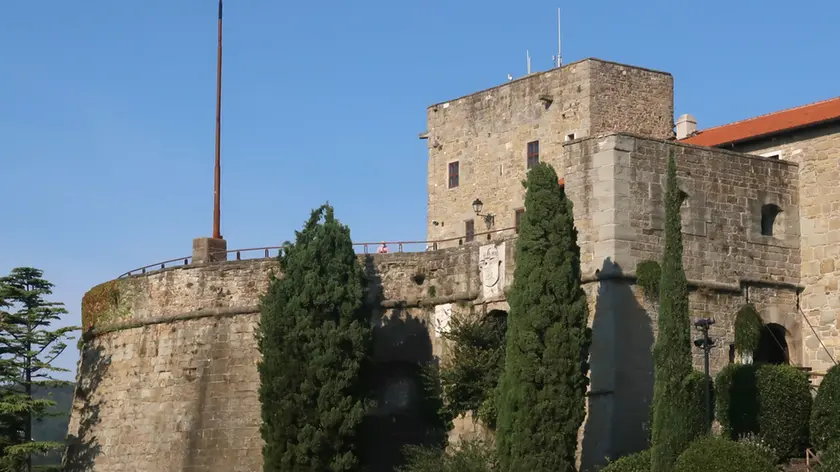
[465,219,475,242]
[527,141,539,169]
[448,161,459,188]
[565,133,576,142]
[761,204,782,236]
[514,208,524,233]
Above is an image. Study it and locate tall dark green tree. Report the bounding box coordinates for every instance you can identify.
[0,267,79,472]
[650,150,698,471]
[495,163,591,472]
[256,204,372,472]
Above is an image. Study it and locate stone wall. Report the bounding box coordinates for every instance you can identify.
[563,134,802,372]
[425,59,674,245]
[730,121,840,374]
[66,240,516,472]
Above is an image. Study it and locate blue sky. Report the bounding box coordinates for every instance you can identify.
[1,1,838,379]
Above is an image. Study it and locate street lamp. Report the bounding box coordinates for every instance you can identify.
[472,199,495,229]
[694,317,716,434]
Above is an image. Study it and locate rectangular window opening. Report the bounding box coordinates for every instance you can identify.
[465,219,475,242]
[448,161,460,188]
[514,208,525,233]
[527,141,540,169]
[565,133,576,142]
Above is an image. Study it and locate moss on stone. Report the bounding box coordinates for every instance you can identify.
[81,279,128,329]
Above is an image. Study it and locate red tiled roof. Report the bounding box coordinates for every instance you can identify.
[680,96,840,147]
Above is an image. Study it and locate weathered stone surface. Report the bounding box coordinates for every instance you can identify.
[731,122,840,376]
[69,55,840,472]
[425,59,674,245]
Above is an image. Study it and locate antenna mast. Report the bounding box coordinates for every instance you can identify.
[556,8,562,67]
[213,0,223,239]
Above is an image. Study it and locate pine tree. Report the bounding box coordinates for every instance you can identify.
[495,163,591,472]
[650,150,698,471]
[0,267,79,472]
[256,204,372,472]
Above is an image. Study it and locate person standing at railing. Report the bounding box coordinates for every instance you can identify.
[377,242,389,254]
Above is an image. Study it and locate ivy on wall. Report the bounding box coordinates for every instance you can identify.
[734,304,763,360]
[636,260,661,300]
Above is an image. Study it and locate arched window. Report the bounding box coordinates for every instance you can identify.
[761,204,782,237]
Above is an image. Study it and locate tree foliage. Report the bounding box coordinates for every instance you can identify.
[256,204,372,472]
[399,439,498,472]
[0,267,79,471]
[439,310,506,428]
[495,163,591,472]
[733,304,762,359]
[650,150,701,472]
[715,363,811,460]
[674,436,776,472]
[811,364,840,452]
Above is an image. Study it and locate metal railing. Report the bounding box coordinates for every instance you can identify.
[117,226,518,279]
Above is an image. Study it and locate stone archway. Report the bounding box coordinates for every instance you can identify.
[757,306,802,366]
[755,323,789,365]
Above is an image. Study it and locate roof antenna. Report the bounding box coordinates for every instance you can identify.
[552,8,562,68]
[526,50,531,75]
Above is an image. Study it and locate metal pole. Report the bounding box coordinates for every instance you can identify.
[213,0,223,239]
[701,327,713,434]
[557,8,562,67]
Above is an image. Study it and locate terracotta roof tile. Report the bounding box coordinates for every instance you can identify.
[680,96,840,147]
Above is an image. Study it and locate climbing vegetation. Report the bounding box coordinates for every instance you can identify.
[635,260,661,300]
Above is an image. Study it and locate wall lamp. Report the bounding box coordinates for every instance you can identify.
[472,199,495,229]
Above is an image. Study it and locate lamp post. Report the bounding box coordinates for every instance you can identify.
[694,317,716,434]
[472,198,495,229]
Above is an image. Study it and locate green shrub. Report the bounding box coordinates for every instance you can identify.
[635,260,661,300]
[816,442,840,471]
[399,439,498,472]
[755,364,811,459]
[715,363,811,460]
[601,449,650,472]
[733,304,762,358]
[735,433,779,465]
[811,364,840,451]
[715,364,759,439]
[674,436,776,472]
[685,370,715,435]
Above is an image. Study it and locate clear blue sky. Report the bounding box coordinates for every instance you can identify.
[1,1,838,379]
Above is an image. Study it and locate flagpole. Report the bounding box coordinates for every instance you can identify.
[213,0,223,239]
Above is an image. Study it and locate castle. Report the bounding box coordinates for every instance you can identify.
[64,57,840,472]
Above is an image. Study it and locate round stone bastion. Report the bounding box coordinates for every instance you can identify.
[63,239,516,472]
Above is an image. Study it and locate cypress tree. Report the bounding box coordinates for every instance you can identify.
[256,204,372,472]
[495,163,591,472]
[650,150,697,471]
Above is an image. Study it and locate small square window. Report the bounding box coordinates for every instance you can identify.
[565,133,576,142]
[448,161,460,188]
[465,219,475,242]
[527,141,539,169]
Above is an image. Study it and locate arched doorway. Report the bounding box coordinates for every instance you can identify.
[754,322,789,365]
